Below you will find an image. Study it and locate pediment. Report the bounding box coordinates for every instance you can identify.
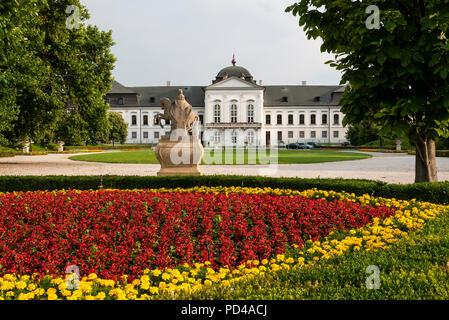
[206,77,263,90]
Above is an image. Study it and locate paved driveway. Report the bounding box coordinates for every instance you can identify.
[1,151,449,184]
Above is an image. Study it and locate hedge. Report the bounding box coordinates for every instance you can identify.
[0,175,448,204]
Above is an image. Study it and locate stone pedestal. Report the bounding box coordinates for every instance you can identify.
[57,141,65,152]
[20,141,30,153]
[395,140,402,151]
[155,134,204,176]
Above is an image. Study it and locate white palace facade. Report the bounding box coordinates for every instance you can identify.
[106,64,348,147]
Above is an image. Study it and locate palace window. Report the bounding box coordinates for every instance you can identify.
[154,132,160,139]
[118,98,124,105]
[231,104,238,123]
[247,131,255,145]
[288,131,294,139]
[322,114,328,125]
[277,114,282,125]
[214,104,221,123]
[247,104,254,123]
[231,131,238,144]
[154,114,160,126]
[214,131,222,143]
[299,114,305,125]
[132,115,137,126]
[311,131,316,138]
[333,131,339,138]
[288,114,294,125]
[266,114,271,125]
[334,114,340,125]
[143,115,149,126]
[149,97,155,103]
[299,131,305,138]
[199,115,204,125]
[277,131,282,142]
[322,131,328,138]
[143,132,149,139]
[310,114,316,125]
[132,132,137,139]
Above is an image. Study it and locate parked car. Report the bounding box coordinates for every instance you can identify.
[287,143,301,149]
[297,143,313,150]
[278,141,286,148]
[341,141,351,146]
[306,142,319,149]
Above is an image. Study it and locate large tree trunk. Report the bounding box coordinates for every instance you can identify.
[415,134,438,183]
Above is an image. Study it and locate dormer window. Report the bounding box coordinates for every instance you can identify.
[149,97,155,103]
[118,98,124,105]
[281,96,288,103]
[314,96,321,102]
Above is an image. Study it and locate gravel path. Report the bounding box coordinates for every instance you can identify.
[1,151,449,184]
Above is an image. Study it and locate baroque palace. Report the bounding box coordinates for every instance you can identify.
[106,62,348,147]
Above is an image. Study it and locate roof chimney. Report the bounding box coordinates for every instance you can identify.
[259,80,263,86]
[166,81,171,87]
[302,81,307,86]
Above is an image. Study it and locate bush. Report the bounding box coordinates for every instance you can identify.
[0,175,448,204]
[0,150,15,158]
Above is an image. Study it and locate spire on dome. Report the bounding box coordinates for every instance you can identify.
[231,54,236,66]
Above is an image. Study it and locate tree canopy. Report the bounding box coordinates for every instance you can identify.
[0,0,116,146]
[287,0,449,182]
[108,112,128,145]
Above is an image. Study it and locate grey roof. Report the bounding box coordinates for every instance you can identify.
[110,81,137,94]
[131,86,205,107]
[264,85,344,106]
[108,81,344,107]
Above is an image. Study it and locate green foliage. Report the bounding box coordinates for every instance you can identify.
[0,0,115,146]
[108,112,128,145]
[286,0,449,181]
[346,120,381,146]
[0,175,448,204]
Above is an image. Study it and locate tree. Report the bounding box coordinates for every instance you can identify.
[0,0,115,146]
[287,1,449,182]
[108,112,128,146]
[346,120,381,146]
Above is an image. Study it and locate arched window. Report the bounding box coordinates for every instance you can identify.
[277,114,283,125]
[231,104,238,123]
[266,114,271,125]
[322,114,328,125]
[334,114,340,125]
[247,104,254,123]
[214,104,221,123]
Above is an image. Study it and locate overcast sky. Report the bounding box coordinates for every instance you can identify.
[81,0,342,87]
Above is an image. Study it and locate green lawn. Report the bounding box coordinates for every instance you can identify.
[69,149,371,165]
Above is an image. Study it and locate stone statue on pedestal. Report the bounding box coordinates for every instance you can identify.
[154,89,203,176]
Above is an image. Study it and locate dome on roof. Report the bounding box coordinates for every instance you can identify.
[217,66,252,78]
[214,65,255,84]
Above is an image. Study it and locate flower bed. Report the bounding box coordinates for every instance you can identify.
[0,187,446,300]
